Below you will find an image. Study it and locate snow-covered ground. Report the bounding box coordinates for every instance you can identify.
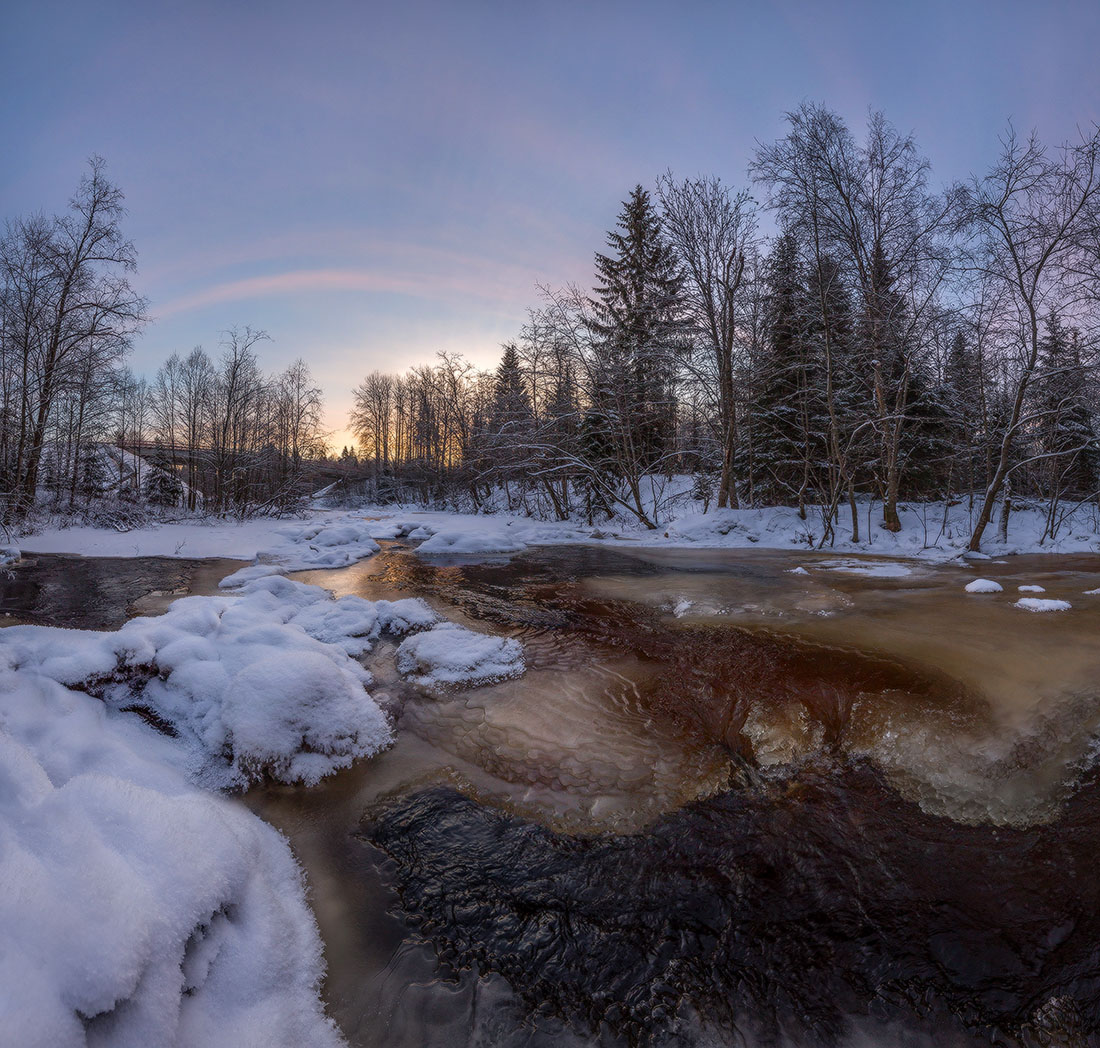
[0,514,530,1045]
[364,500,1100,562]
[16,498,1100,566]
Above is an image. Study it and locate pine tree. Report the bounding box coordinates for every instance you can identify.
[588,185,688,474]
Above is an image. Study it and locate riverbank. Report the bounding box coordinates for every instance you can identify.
[15,499,1100,567]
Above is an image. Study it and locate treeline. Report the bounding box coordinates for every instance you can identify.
[0,158,327,521]
[350,104,1100,550]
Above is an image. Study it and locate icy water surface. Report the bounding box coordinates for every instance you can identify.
[242,542,1100,1048]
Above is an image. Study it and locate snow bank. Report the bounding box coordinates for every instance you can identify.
[0,676,342,1048]
[965,579,1003,594]
[1015,598,1072,612]
[0,575,442,788]
[17,510,382,571]
[395,622,525,687]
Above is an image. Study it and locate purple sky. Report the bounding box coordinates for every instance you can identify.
[4,0,1099,446]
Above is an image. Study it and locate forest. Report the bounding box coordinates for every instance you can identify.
[5,106,1100,551]
[349,105,1100,551]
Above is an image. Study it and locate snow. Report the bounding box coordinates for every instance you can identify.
[16,511,381,571]
[1085,588,1100,595]
[415,526,530,557]
[671,598,695,617]
[395,622,525,688]
[15,497,1100,570]
[1014,598,1072,612]
[818,558,912,578]
[1017,584,1046,593]
[0,546,19,565]
[0,574,447,789]
[965,579,1004,593]
[786,566,810,576]
[0,676,342,1048]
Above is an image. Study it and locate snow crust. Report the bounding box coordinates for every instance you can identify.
[965,579,1004,593]
[395,622,525,687]
[1014,598,1072,612]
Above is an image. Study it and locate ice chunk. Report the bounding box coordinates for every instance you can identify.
[1014,598,1071,612]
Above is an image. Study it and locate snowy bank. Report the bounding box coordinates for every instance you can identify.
[16,510,381,571]
[0,672,343,1047]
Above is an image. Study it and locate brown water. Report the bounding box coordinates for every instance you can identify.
[241,543,1100,1048]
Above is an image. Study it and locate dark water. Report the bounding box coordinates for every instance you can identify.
[0,552,241,628]
[239,543,1100,1048]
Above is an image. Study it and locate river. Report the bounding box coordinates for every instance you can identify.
[7,542,1100,1046]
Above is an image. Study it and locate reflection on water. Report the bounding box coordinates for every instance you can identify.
[0,552,242,628]
[241,543,1100,1046]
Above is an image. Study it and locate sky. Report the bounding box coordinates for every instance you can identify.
[4,0,1099,449]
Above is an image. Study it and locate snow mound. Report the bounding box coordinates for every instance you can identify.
[787,566,810,576]
[260,517,381,571]
[1015,598,1071,613]
[415,527,528,556]
[395,622,525,687]
[0,576,439,787]
[1085,588,1100,596]
[965,578,1003,594]
[1018,584,1046,593]
[0,679,342,1048]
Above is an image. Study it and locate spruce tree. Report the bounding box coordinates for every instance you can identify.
[588,185,688,474]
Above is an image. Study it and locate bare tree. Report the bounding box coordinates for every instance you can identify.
[658,173,758,508]
[965,126,1100,551]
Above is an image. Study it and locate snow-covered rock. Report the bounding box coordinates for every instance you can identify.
[0,575,438,788]
[965,578,1003,594]
[1014,598,1071,612]
[395,622,525,688]
[1017,584,1046,593]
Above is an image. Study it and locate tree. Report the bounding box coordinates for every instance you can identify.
[965,127,1100,551]
[657,174,758,508]
[586,185,688,524]
[0,157,146,518]
[143,442,184,507]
